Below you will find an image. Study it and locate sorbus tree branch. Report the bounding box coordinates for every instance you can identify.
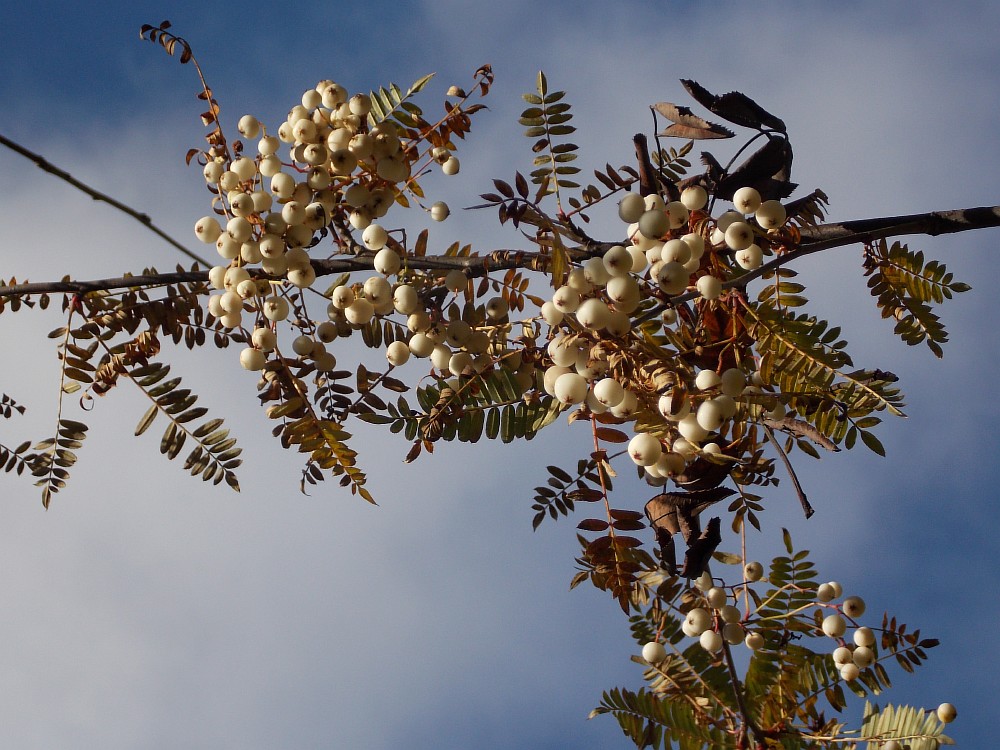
[729,204,1000,293]
[1,204,997,301]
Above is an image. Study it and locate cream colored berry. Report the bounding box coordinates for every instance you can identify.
[386,340,410,367]
[696,275,722,301]
[239,346,266,371]
[642,641,667,664]
[937,703,957,723]
[680,186,708,211]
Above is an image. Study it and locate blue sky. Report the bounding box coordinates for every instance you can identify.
[1,2,999,748]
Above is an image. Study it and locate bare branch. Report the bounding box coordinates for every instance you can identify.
[731,204,1000,292]
[0,251,548,299]
[0,204,997,301]
[762,416,840,453]
[799,205,1000,244]
[0,133,211,267]
[763,424,815,519]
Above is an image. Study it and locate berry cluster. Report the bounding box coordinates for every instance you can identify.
[190,78,470,374]
[537,184,790,484]
[639,563,956,732]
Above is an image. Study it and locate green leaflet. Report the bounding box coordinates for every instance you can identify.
[865,240,970,358]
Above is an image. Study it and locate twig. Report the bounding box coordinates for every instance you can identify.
[721,641,763,749]
[0,133,211,266]
[762,416,839,453]
[763,424,815,518]
[633,133,658,197]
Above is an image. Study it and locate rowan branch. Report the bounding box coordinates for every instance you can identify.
[0,204,997,301]
[0,133,211,267]
[728,205,1000,293]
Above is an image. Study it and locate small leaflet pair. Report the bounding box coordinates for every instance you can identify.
[644,487,735,578]
[653,79,795,201]
[653,79,787,140]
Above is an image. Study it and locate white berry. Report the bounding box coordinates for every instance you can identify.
[685,607,712,635]
[697,275,722,301]
[554,372,589,405]
[853,627,876,648]
[842,596,866,618]
[700,629,723,653]
[386,340,410,367]
[822,614,847,638]
[239,347,266,371]
[937,703,957,723]
[816,583,837,602]
[373,248,401,276]
[638,208,669,240]
[593,377,625,407]
[430,201,450,221]
[680,186,708,211]
[732,187,762,214]
[642,641,667,664]
[755,200,787,230]
[362,223,388,251]
[833,646,853,665]
[705,587,727,609]
[628,432,663,467]
[735,244,764,271]
[195,216,222,244]
[723,623,744,645]
[618,193,646,223]
[852,646,875,668]
[724,222,754,251]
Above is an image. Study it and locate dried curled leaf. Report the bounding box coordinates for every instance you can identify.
[653,102,734,140]
[681,79,787,133]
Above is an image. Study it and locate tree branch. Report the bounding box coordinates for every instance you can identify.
[730,205,1000,292]
[650,203,1000,308]
[763,424,815,519]
[1,204,997,300]
[0,133,211,267]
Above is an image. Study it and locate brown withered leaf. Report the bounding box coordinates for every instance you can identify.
[680,516,722,578]
[577,518,610,532]
[644,488,734,574]
[715,136,796,201]
[594,427,629,443]
[673,454,733,491]
[681,79,786,133]
[653,102,735,140]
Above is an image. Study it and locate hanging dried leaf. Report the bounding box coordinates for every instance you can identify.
[644,488,733,574]
[715,135,796,201]
[680,516,722,578]
[653,102,734,140]
[681,79,787,133]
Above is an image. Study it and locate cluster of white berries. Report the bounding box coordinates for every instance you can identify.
[536,183,789,483]
[641,565,957,734]
[191,79,462,372]
[641,569,765,665]
[639,572,862,672]
[811,580,878,683]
